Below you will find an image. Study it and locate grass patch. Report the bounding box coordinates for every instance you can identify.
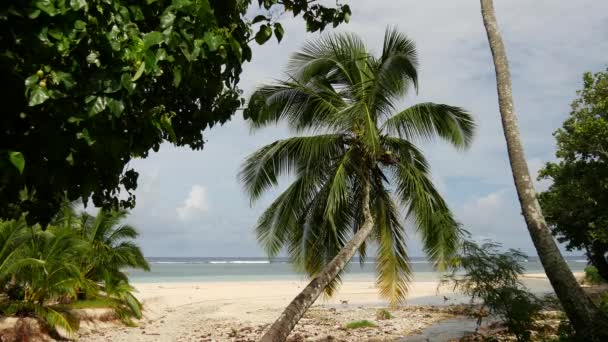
[376,308,392,320]
[69,299,113,309]
[345,320,377,329]
[584,266,606,284]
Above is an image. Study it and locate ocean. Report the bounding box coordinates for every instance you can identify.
[127,256,588,283]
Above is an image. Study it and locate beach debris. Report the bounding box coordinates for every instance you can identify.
[77,305,459,342]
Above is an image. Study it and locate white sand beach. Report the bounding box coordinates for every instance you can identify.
[77,279,466,341]
[77,275,563,342]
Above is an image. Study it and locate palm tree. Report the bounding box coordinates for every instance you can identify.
[77,208,150,283]
[3,224,87,337]
[240,28,475,341]
[0,219,27,291]
[74,208,149,321]
[479,0,607,339]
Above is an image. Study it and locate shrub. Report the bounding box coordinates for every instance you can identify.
[556,320,576,342]
[0,207,148,337]
[600,293,608,316]
[584,266,606,284]
[345,320,377,329]
[443,240,540,342]
[376,309,393,320]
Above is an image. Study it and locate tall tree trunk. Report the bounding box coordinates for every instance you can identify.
[588,242,608,281]
[479,0,606,339]
[260,182,374,342]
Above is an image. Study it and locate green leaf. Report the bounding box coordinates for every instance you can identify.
[143,31,163,49]
[55,71,75,88]
[160,11,175,28]
[273,23,284,43]
[48,28,63,40]
[255,25,273,45]
[74,20,87,31]
[229,37,242,62]
[25,75,39,87]
[107,98,125,117]
[66,153,74,166]
[70,0,87,10]
[28,9,41,19]
[8,151,25,174]
[203,32,223,52]
[252,15,268,24]
[173,66,182,87]
[121,73,136,93]
[129,5,144,20]
[144,51,158,72]
[19,187,29,201]
[77,129,95,145]
[87,96,107,116]
[28,87,50,106]
[172,0,192,9]
[131,62,145,81]
[36,0,58,16]
[160,113,177,142]
[86,51,100,67]
[156,48,168,61]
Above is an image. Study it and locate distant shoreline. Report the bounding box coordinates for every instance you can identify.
[125,257,587,284]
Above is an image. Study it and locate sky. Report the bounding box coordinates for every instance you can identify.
[117,1,608,257]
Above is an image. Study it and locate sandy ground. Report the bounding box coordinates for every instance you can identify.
[78,279,465,341]
[77,273,573,341]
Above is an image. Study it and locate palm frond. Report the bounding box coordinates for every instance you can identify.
[366,27,418,116]
[382,103,475,149]
[391,161,461,269]
[287,31,368,87]
[239,134,345,202]
[371,169,412,306]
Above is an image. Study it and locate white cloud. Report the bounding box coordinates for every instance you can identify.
[460,190,510,230]
[527,158,552,192]
[176,185,209,221]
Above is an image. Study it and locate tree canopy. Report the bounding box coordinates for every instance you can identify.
[538,68,608,279]
[0,0,351,224]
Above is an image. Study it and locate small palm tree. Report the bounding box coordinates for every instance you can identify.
[72,208,148,322]
[78,208,150,283]
[4,224,87,337]
[240,28,475,341]
[0,219,28,290]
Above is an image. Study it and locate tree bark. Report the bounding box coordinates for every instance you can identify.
[588,242,608,281]
[260,182,374,342]
[479,0,606,339]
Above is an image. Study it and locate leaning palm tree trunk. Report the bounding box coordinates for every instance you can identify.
[480,0,605,338]
[260,183,373,342]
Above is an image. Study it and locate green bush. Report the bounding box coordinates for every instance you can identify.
[600,293,608,316]
[345,320,377,329]
[584,266,606,284]
[443,240,540,342]
[556,320,576,342]
[376,309,393,320]
[0,206,149,337]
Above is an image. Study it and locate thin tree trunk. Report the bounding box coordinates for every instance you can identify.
[260,182,374,342]
[479,0,606,339]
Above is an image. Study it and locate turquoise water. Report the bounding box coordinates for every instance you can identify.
[127,256,588,283]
